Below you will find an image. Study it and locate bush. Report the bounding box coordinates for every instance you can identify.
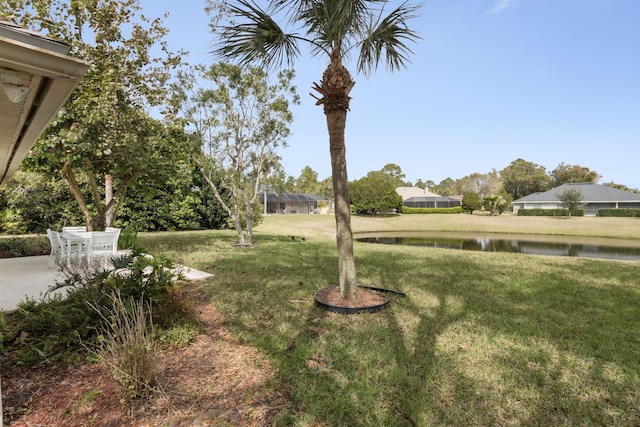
[462,192,482,213]
[598,208,640,217]
[0,236,50,257]
[402,206,462,214]
[4,248,182,365]
[517,208,584,217]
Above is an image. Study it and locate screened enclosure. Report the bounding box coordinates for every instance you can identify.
[261,191,329,214]
[403,196,462,209]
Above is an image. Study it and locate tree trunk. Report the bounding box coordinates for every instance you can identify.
[313,52,358,300]
[326,108,357,300]
[59,161,95,230]
[105,174,114,226]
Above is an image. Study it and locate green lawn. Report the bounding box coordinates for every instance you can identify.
[139,214,640,426]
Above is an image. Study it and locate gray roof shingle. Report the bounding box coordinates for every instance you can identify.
[514,183,640,203]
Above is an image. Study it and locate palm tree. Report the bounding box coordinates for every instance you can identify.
[212,0,421,300]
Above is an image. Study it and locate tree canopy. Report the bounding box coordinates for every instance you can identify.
[500,159,552,201]
[550,163,600,187]
[349,170,403,214]
[4,0,185,230]
[462,191,482,214]
[171,63,298,244]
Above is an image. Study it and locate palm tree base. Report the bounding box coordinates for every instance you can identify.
[314,286,404,314]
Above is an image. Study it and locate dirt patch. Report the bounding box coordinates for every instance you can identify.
[1,284,291,426]
[315,286,388,308]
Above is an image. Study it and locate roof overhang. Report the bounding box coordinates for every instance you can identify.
[0,21,90,185]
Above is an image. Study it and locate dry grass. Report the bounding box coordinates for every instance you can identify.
[257,213,640,241]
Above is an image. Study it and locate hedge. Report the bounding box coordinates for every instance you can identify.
[402,206,462,215]
[598,208,640,217]
[517,208,584,217]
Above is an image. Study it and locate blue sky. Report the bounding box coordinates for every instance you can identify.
[141,0,640,190]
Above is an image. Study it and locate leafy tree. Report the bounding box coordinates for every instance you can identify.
[550,163,600,187]
[263,163,294,196]
[171,63,298,245]
[349,170,403,214]
[602,181,640,194]
[118,159,202,231]
[211,0,421,299]
[414,179,427,189]
[556,188,583,217]
[316,177,334,200]
[500,158,551,200]
[431,177,457,196]
[5,0,185,230]
[381,163,409,186]
[482,194,507,216]
[455,170,502,198]
[462,191,482,214]
[296,166,320,194]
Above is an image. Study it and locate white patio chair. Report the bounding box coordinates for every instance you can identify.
[105,227,121,250]
[87,231,119,267]
[46,228,64,268]
[47,229,84,268]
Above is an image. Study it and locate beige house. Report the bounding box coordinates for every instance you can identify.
[395,186,441,201]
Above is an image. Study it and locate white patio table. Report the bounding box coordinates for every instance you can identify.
[60,230,92,263]
[60,229,120,266]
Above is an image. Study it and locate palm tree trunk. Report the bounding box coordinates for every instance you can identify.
[326,109,358,300]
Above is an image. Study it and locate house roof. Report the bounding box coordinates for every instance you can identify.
[513,183,640,203]
[396,186,440,201]
[0,20,90,185]
[260,187,327,203]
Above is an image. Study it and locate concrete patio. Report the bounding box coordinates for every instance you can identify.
[0,254,214,312]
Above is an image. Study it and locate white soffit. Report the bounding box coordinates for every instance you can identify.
[0,20,90,185]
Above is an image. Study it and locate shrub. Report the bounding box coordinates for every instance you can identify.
[402,206,462,214]
[0,236,50,257]
[462,192,482,213]
[598,208,640,217]
[517,208,584,217]
[5,248,182,365]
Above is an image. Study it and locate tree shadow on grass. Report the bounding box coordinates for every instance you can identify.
[176,233,640,425]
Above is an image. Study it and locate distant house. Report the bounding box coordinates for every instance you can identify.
[260,187,329,214]
[512,183,640,215]
[396,187,462,209]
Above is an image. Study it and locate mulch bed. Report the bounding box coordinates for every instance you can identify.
[1,284,291,426]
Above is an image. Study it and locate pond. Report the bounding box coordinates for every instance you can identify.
[355,232,640,261]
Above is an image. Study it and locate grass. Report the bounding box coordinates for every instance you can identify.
[137,214,640,426]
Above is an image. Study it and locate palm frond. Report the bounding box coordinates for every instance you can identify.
[212,0,300,69]
[357,1,422,76]
[294,0,373,59]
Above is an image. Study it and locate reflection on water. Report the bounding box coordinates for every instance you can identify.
[356,235,640,261]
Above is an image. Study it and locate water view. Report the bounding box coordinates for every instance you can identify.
[355,232,640,261]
